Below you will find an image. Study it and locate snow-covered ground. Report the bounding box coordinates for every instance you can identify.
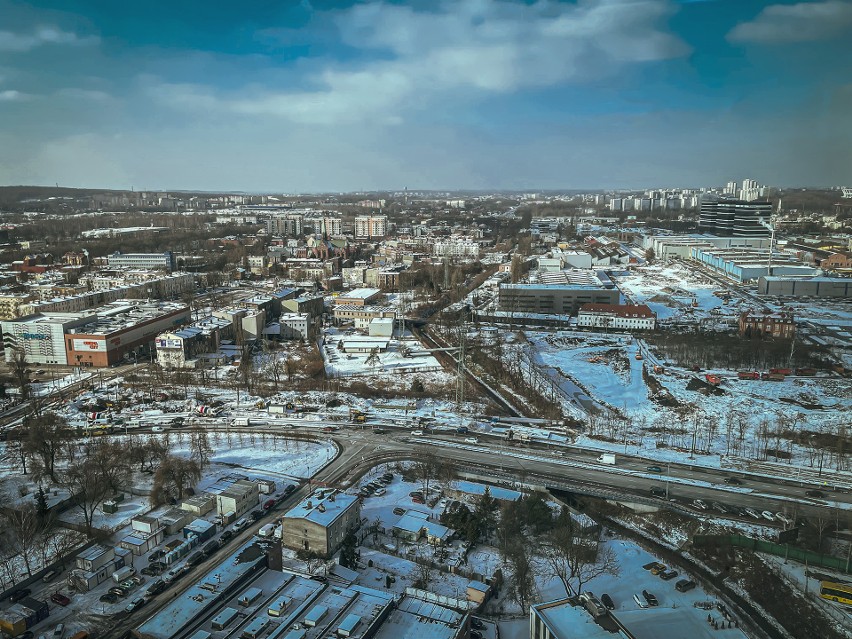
[320,327,444,378]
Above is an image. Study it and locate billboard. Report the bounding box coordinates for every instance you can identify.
[72,338,105,352]
[156,338,183,349]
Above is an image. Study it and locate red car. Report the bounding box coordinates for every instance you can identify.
[262,499,276,510]
[51,591,71,606]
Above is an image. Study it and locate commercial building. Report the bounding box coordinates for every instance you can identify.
[336,287,382,307]
[354,215,388,239]
[739,310,795,339]
[757,276,852,298]
[281,488,360,557]
[698,197,771,237]
[107,251,177,272]
[642,234,771,261]
[577,303,657,331]
[155,315,232,369]
[281,294,325,317]
[334,305,396,329]
[277,312,311,340]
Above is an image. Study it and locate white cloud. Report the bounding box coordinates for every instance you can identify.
[156,0,688,124]
[727,1,852,43]
[0,89,30,101]
[0,26,98,52]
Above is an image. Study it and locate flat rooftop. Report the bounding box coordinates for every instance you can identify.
[282,489,358,528]
[338,288,381,299]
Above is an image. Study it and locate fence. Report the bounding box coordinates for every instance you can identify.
[693,534,852,574]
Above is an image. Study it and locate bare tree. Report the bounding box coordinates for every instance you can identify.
[5,505,42,578]
[61,458,113,537]
[23,411,70,483]
[505,541,536,614]
[188,427,214,469]
[542,509,620,595]
[150,456,201,506]
[10,347,30,400]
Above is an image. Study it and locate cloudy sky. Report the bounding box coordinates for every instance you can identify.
[0,0,850,192]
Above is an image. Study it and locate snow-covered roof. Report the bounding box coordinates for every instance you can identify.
[282,489,359,528]
[452,480,522,502]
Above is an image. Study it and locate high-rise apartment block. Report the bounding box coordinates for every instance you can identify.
[266,214,303,236]
[354,215,388,239]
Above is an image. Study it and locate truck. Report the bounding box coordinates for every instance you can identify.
[704,374,722,386]
[737,371,760,380]
[597,453,616,465]
[769,368,792,375]
[761,372,785,382]
[232,417,251,427]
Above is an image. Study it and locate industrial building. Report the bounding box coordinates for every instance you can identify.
[698,197,771,237]
[210,477,259,520]
[690,247,819,283]
[499,271,620,316]
[642,234,770,261]
[577,303,657,331]
[281,488,360,557]
[758,276,852,298]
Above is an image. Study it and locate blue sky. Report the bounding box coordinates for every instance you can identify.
[0,0,850,192]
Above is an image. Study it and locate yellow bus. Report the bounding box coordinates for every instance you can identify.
[819,581,852,605]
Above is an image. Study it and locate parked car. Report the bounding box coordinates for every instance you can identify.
[601,594,615,610]
[642,590,659,606]
[805,489,825,498]
[409,491,423,498]
[761,511,775,522]
[646,465,663,473]
[42,566,64,583]
[151,426,164,432]
[411,430,424,436]
[471,618,484,630]
[724,477,742,485]
[382,473,394,482]
[412,495,425,504]
[283,484,297,495]
[263,499,276,510]
[187,551,204,567]
[51,592,71,606]
[233,517,249,532]
[464,437,479,444]
[632,593,648,609]
[675,579,696,592]
[642,561,665,571]
[692,499,708,510]
[711,502,729,514]
[373,488,386,496]
[249,509,263,522]
[99,593,119,604]
[9,588,31,602]
[220,529,234,543]
[108,586,128,597]
[124,597,146,613]
[660,570,679,581]
[52,623,65,638]
[393,507,406,516]
[145,579,166,597]
[148,549,166,562]
[744,508,760,519]
[650,564,667,575]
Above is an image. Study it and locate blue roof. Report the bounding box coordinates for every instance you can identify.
[453,480,522,502]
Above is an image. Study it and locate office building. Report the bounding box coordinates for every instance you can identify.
[698,197,771,237]
[107,251,177,272]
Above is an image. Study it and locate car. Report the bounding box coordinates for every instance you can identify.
[393,507,406,516]
[642,590,659,606]
[250,509,263,521]
[632,593,648,609]
[438,498,449,509]
[145,579,166,597]
[42,567,63,583]
[724,477,742,485]
[187,551,204,566]
[220,529,234,543]
[52,623,65,638]
[170,417,184,425]
[601,593,615,610]
[650,564,667,575]
[17,632,33,639]
[124,597,146,613]
[646,465,663,473]
[148,549,166,562]
[660,570,679,581]
[409,491,423,498]
[263,499,276,510]
[151,426,164,432]
[775,512,793,526]
[140,565,159,576]
[51,592,71,606]
[99,593,119,604]
[412,495,425,504]
[373,488,386,496]
[233,518,249,532]
[283,484,297,495]
[109,586,129,597]
[711,501,729,514]
[464,436,479,444]
[382,473,394,481]
[675,579,696,592]
[649,487,667,498]
[10,588,31,602]
[692,499,708,510]
[642,561,665,571]
[744,508,760,519]
[411,430,424,436]
[761,511,775,522]
[471,618,484,629]
[806,489,825,498]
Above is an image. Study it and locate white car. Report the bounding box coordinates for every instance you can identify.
[632,593,648,609]
[775,512,793,526]
[464,437,479,444]
[411,430,424,436]
[52,623,65,638]
[692,499,708,510]
[373,488,386,496]
[761,511,775,522]
[151,426,164,432]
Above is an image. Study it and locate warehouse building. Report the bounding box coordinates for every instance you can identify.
[690,247,819,282]
[281,488,360,557]
[499,272,619,316]
[758,276,852,298]
[577,303,657,331]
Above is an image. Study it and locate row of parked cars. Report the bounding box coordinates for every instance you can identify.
[360,473,394,497]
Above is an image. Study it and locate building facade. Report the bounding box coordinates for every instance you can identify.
[577,303,657,330]
[354,216,388,239]
[498,284,619,316]
[107,251,177,272]
[698,197,771,237]
[281,489,360,557]
[738,310,795,339]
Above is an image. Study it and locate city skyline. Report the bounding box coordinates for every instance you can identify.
[0,0,850,191]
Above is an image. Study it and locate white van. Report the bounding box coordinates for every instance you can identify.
[233,517,249,532]
[258,524,275,537]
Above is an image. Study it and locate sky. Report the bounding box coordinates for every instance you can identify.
[0,0,850,192]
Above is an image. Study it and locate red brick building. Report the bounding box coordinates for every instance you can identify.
[738,310,795,339]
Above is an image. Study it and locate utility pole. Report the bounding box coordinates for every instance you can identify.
[455,310,467,424]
